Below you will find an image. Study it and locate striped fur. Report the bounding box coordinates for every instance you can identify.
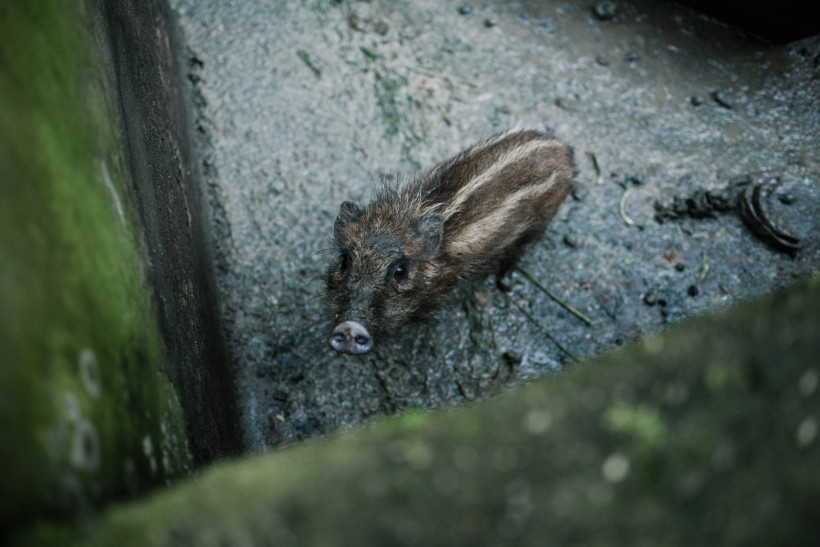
[325,128,575,351]
[414,129,574,284]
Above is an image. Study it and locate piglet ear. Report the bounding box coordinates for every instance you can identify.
[334,201,362,240]
[416,213,444,258]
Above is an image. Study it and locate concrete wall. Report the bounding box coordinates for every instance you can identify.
[0,0,239,535]
[98,0,241,463]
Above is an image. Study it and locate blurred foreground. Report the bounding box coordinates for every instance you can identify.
[14,275,819,546]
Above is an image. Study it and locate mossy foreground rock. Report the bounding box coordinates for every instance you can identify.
[15,277,819,546]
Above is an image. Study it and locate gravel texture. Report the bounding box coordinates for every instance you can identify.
[168,0,819,449]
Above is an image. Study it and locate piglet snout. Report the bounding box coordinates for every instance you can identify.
[329,321,373,354]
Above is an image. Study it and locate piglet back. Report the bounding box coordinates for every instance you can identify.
[418,129,575,276]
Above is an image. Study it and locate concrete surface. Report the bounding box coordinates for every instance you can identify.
[169,0,818,449]
[13,276,820,546]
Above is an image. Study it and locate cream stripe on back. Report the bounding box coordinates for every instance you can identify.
[446,171,560,257]
[441,139,562,220]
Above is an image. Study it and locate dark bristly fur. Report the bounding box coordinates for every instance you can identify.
[324,128,575,354]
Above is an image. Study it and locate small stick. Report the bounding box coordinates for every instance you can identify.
[619,186,640,227]
[510,300,580,362]
[588,151,604,184]
[514,266,593,326]
[697,254,710,283]
[296,49,321,78]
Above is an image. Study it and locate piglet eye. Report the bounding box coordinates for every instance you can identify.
[338,253,350,273]
[392,262,408,281]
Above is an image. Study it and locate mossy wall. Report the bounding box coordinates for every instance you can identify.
[0,0,238,534]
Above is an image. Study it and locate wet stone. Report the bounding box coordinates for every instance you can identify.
[711,90,734,109]
[593,1,618,21]
[563,234,580,248]
[655,290,686,322]
[571,184,588,202]
[778,192,796,205]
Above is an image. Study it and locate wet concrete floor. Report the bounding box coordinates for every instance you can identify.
[169,0,818,449]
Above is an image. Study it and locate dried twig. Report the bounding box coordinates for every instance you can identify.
[619,186,641,228]
[510,300,580,362]
[588,151,604,184]
[697,254,710,283]
[515,266,593,326]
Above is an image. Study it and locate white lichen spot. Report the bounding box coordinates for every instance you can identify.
[78,348,101,399]
[143,435,158,475]
[601,452,630,483]
[70,418,100,471]
[97,158,125,225]
[63,392,81,424]
[796,416,818,448]
[523,408,552,435]
[799,368,818,397]
[162,446,173,475]
[642,333,664,355]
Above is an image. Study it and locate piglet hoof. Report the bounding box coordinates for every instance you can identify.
[495,275,513,293]
[329,321,373,354]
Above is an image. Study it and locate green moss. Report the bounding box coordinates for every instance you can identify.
[0,1,191,528]
[604,402,669,449]
[703,360,747,392]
